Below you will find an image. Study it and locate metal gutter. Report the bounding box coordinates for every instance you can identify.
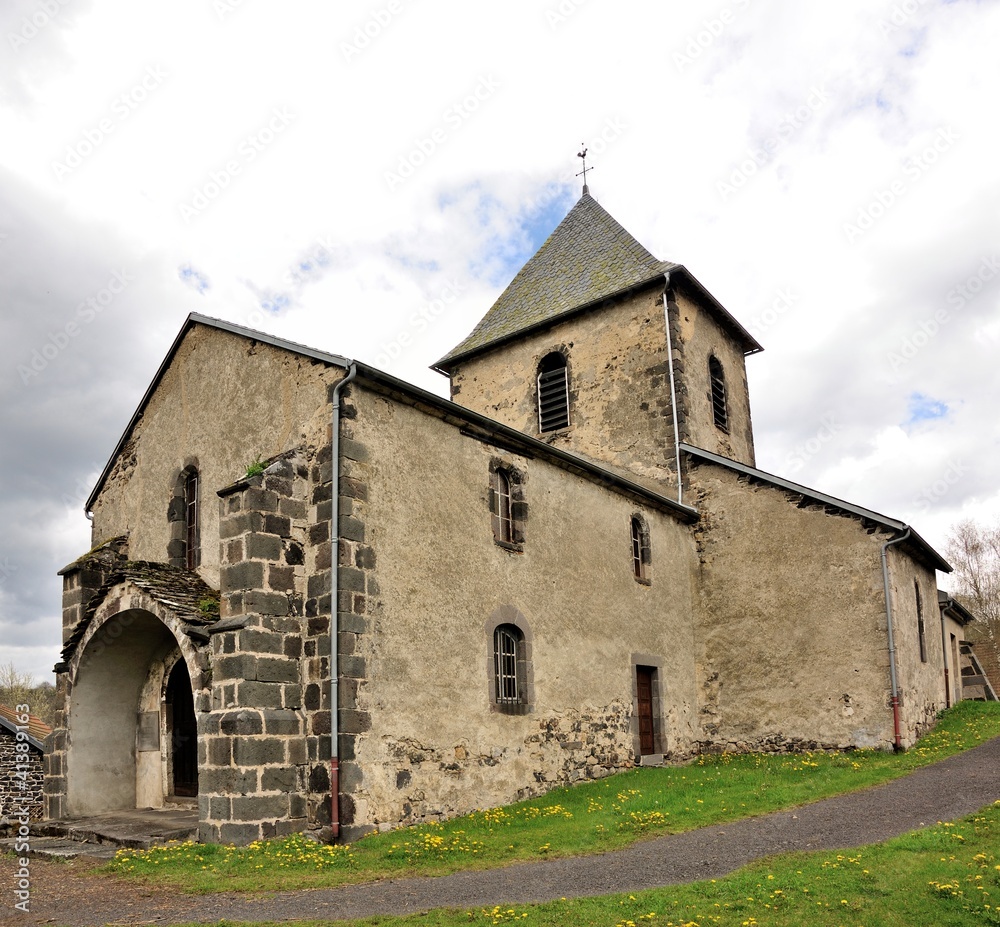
[680,443,951,573]
[354,362,700,523]
[432,265,763,375]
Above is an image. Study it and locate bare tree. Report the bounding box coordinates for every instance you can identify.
[945,518,1000,671]
[0,661,35,709]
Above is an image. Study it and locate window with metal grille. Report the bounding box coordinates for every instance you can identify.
[492,468,513,543]
[631,515,650,582]
[708,355,729,432]
[494,625,521,704]
[184,469,200,570]
[915,580,927,663]
[537,352,569,433]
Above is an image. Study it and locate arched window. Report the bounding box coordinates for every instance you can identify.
[631,515,650,583]
[537,352,570,433]
[915,580,927,663]
[492,468,513,544]
[494,624,522,705]
[489,460,526,550]
[708,355,729,432]
[486,606,533,714]
[184,468,200,570]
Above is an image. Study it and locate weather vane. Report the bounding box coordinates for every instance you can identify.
[576,144,593,194]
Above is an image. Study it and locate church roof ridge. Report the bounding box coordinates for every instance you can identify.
[435,192,680,369]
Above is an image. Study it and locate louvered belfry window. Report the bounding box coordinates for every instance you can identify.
[537,352,570,433]
[709,355,729,432]
[494,625,521,704]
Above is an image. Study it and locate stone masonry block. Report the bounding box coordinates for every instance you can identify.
[256,656,299,684]
[232,737,287,767]
[221,561,265,592]
[219,710,264,736]
[236,680,284,709]
[246,533,282,561]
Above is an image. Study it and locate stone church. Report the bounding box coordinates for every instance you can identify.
[45,190,982,844]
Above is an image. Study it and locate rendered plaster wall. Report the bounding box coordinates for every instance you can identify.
[671,286,756,467]
[883,547,948,739]
[338,385,701,834]
[447,287,679,490]
[689,461,914,751]
[88,325,339,590]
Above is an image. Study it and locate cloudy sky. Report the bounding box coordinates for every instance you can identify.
[2,0,998,683]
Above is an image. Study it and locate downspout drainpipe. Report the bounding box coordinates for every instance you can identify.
[329,362,358,840]
[880,527,911,752]
[662,274,683,505]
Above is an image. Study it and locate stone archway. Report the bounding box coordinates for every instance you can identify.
[65,604,203,817]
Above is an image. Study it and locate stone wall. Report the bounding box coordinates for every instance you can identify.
[688,458,946,751]
[447,285,680,491]
[0,734,44,822]
[338,383,701,835]
[199,455,311,844]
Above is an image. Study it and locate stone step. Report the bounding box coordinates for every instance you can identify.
[0,835,121,860]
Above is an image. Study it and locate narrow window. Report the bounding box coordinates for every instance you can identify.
[184,469,200,570]
[915,581,927,663]
[537,352,570,433]
[709,355,729,432]
[494,625,521,705]
[492,469,513,543]
[631,515,650,583]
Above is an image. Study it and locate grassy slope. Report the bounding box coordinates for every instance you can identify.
[104,701,1000,897]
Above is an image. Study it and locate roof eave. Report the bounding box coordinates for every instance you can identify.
[84,313,351,513]
[681,443,951,573]
[433,264,762,374]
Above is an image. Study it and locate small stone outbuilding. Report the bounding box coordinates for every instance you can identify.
[1,704,50,824]
[45,190,980,844]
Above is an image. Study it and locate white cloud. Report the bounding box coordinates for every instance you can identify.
[2,0,998,680]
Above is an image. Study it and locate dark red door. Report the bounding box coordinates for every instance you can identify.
[636,666,655,755]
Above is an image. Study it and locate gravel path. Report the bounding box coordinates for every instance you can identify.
[5,735,1000,926]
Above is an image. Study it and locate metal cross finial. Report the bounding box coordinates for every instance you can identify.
[576,145,593,194]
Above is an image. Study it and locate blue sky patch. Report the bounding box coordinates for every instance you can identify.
[906,392,949,425]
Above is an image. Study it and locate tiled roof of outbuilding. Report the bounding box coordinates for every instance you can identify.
[0,703,51,751]
[435,192,679,368]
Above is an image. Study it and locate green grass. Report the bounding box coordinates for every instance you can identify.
[103,701,1000,896]
[162,801,1000,926]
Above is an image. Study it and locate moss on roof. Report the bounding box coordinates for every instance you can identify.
[436,192,678,369]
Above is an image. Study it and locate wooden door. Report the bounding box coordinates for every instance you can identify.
[636,666,655,755]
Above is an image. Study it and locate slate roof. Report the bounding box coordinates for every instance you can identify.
[60,558,221,664]
[435,192,680,369]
